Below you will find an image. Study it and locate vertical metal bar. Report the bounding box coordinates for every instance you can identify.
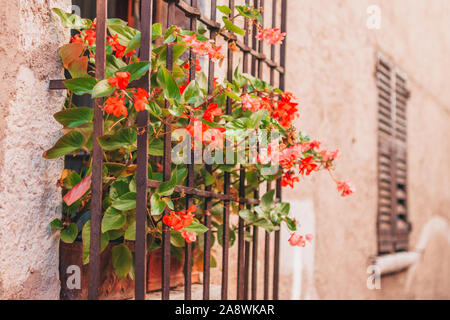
[88,0,107,301]
[162,0,175,300]
[135,0,152,301]
[203,0,217,301]
[264,0,277,300]
[251,0,263,300]
[221,0,235,301]
[184,0,198,301]
[237,0,250,301]
[273,0,287,301]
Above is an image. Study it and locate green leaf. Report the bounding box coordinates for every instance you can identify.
[52,8,92,29]
[201,167,214,186]
[170,231,186,248]
[150,193,165,215]
[156,179,175,197]
[184,221,208,234]
[54,107,93,128]
[111,192,136,211]
[217,225,236,247]
[181,80,200,104]
[91,79,114,98]
[224,89,241,101]
[110,180,129,200]
[43,130,85,159]
[64,78,97,96]
[106,54,128,75]
[50,218,64,230]
[148,139,164,156]
[112,244,132,279]
[261,189,275,210]
[147,101,162,117]
[102,206,126,232]
[222,17,245,36]
[118,61,150,82]
[107,229,124,240]
[61,223,78,243]
[239,209,258,223]
[285,216,297,231]
[124,220,136,241]
[152,23,162,39]
[248,109,268,129]
[107,18,128,27]
[82,221,109,264]
[98,128,137,151]
[157,66,181,102]
[217,5,231,15]
[108,24,140,46]
[124,33,141,55]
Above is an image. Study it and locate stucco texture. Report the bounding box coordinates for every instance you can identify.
[278,0,450,299]
[0,0,70,299]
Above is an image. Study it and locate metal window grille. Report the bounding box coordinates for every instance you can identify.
[50,0,287,300]
[376,53,411,255]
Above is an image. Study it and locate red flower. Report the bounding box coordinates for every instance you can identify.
[299,156,318,176]
[163,205,197,231]
[305,234,313,242]
[179,84,187,95]
[204,103,222,122]
[288,232,305,247]
[208,45,223,63]
[182,230,196,243]
[183,58,201,72]
[281,171,300,188]
[256,28,286,45]
[107,72,131,90]
[133,88,149,112]
[336,180,355,197]
[104,96,128,117]
[84,30,96,46]
[71,34,83,43]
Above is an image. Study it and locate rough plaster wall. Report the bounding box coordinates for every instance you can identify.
[0,0,70,299]
[281,0,450,299]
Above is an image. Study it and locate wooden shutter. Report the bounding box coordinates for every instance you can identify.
[376,54,411,254]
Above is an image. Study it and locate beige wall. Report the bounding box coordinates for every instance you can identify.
[0,0,69,299]
[279,0,450,299]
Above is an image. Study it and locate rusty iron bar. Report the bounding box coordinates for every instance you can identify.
[237,0,250,301]
[221,0,235,301]
[273,0,286,300]
[135,0,153,301]
[161,0,176,300]
[88,0,107,301]
[202,0,217,300]
[183,0,198,301]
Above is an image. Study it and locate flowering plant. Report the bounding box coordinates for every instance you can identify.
[46,6,354,279]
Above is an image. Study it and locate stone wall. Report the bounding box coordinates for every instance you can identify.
[0,0,70,299]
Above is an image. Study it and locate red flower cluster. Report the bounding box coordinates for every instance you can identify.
[273,92,299,128]
[256,28,286,46]
[108,34,135,58]
[107,72,131,90]
[280,171,299,188]
[132,88,149,112]
[70,30,96,46]
[162,205,197,231]
[183,58,202,72]
[204,103,222,122]
[180,34,224,63]
[104,96,127,117]
[288,232,313,247]
[336,180,356,197]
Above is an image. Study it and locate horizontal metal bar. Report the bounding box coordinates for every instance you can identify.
[147,179,260,205]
